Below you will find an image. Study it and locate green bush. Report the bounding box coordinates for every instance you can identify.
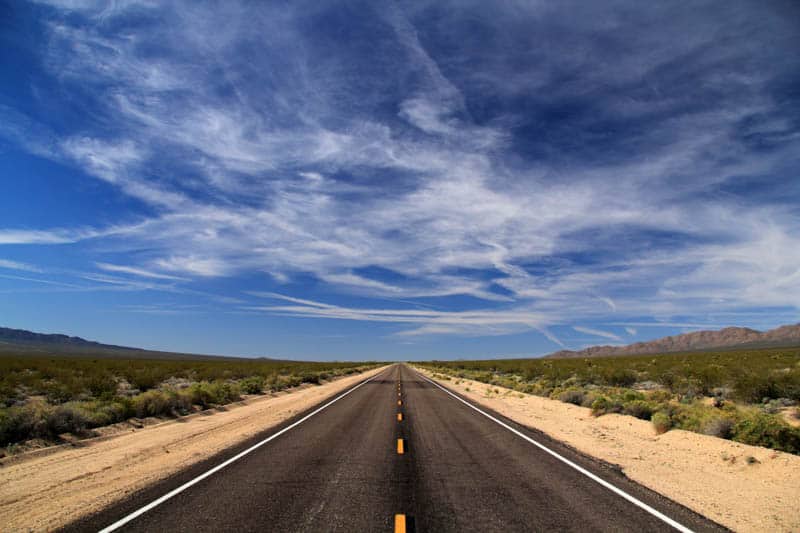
[652,411,672,434]
[239,376,265,394]
[702,417,734,439]
[0,405,43,445]
[732,412,800,454]
[300,373,321,385]
[558,389,585,406]
[623,400,654,420]
[591,396,622,416]
[43,382,74,404]
[131,390,171,418]
[604,369,637,387]
[46,405,88,435]
[189,381,241,408]
[85,374,117,399]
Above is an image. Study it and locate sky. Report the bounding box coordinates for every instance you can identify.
[0,1,799,360]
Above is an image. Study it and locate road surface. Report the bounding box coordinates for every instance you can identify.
[65,364,726,532]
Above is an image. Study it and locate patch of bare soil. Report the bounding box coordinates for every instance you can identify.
[417,369,800,533]
[0,366,388,532]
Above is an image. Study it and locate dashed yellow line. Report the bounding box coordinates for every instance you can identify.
[394,514,406,533]
[397,438,405,454]
[397,412,403,422]
[397,399,402,406]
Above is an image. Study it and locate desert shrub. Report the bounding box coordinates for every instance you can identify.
[702,417,734,439]
[657,371,678,391]
[623,400,654,420]
[131,390,172,418]
[591,396,622,416]
[621,390,645,402]
[42,382,74,404]
[558,389,585,406]
[604,369,637,388]
[239,376,265,394]
[648,390,674,403]
[188,381,241,408]
[81,401,130,427]
[580,391,600,408]
[732,412,800,454]
[214,382,241,404]
[734,374,779,403]
[126,368,163,392]
[85,374,117,399]
[674,378,703,402]
[300,373,321,385]
[694,365,724,394]
[188,382,217,408]
[0,405,44,445]
[46,405,88,436]
[283,375,303,389]
[652,411,672,434]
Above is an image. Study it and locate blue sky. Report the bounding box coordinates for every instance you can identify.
[1,1,799,360]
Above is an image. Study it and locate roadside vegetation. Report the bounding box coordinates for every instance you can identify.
[418,347,800,455]
[0,355,377,450]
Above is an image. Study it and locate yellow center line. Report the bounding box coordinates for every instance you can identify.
[397,438,405,455]
[397,412,403,421]
[397,399,402,406]
[394,514,406,533]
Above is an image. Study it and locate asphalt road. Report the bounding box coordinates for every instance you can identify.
[66,364,726,533]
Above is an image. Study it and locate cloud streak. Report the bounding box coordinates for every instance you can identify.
[1,1,798,352]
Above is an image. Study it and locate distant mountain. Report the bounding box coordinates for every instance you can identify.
[0,326,139,351]
[546,323,800,359]
[0,326,246,360]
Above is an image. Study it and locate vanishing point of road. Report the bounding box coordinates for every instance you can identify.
[65,364,726,533]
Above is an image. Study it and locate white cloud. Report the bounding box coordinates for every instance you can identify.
[572,326,622,342]
[247,293,551,338]
[0,259,42,272]
[1,1,798,344]
[96,262,187,281]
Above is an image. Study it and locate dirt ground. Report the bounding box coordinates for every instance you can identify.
[0,366,388,532]
[417,368,800,533]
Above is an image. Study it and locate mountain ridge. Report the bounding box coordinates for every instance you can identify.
[546,323,800,359]
[0,326,260,361]
[0,326,140,351]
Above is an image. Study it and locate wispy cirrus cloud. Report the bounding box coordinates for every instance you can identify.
[95,262,187,281]
[246,293,553,338]
[0,0,798,354]
[572,326,622,342]
[0,259,42,272]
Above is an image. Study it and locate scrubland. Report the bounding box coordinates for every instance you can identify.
[418,347,800,454]
[0,355,376,451]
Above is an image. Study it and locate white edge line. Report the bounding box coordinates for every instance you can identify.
[413,369,695,533]
[98,366,391,533]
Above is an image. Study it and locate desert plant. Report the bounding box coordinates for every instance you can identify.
[702,417,734,439]
[622,400,654,420]
[558,389,585,406]
[239,376,265,394]
[46,405,88,436]
[732,412,800,454]
[652,411,672,434]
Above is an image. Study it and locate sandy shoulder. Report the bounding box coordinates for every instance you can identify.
[0,365,388,532]
[415,367,800,533]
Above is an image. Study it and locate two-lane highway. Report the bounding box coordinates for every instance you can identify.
[66,364,726,532]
